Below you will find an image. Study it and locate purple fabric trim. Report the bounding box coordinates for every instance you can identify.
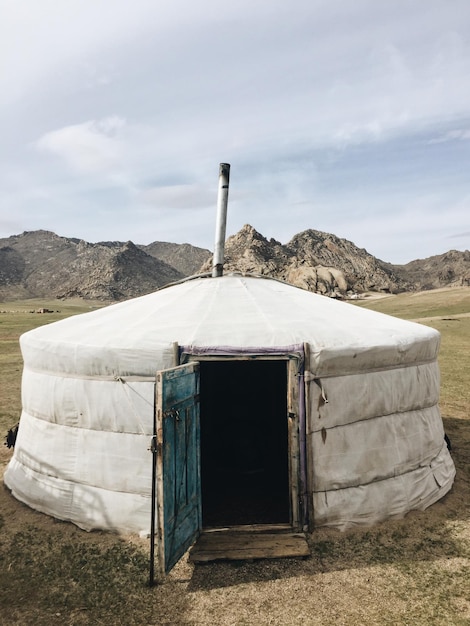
[298,371,308,527]
[180,343,308,527]
[180,344,304,356]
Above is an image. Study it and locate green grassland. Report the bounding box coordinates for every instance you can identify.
[0,289,469,625]
[357,288,470,320]
[0,299,105,433]
[355,288,470,420]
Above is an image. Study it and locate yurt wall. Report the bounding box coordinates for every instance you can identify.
[4,275,456,539]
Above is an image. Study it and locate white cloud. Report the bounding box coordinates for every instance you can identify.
[35,117,126,174]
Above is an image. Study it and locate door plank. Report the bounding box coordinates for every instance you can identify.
[189,531,310,562]
[156,362,201,575]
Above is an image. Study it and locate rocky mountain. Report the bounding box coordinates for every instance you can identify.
[139,241,211,276]
[395,249,470,290]
[0,231,185,301]
[201,225,413,296]
[0,227,468,302]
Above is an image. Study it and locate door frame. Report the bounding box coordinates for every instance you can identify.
[179,344,306,532]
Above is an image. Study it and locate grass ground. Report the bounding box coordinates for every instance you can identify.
[356,287,470,420]
[0,299,104,433]
[0,289,469,625]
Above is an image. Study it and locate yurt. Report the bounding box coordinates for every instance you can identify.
[5,273,455,562]
[3,164,456,574]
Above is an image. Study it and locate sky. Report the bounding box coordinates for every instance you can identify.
[1,0,470,264]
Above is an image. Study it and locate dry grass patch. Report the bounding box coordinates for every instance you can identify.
[357,286,470,321]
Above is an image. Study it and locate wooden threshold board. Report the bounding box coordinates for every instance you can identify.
[189,530,310,563]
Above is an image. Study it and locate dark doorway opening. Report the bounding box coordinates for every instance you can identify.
[199,360,290,527]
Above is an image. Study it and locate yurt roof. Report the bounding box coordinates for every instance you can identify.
[21,274,439,378]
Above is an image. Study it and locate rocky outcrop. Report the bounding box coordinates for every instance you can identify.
[202,225,411,296]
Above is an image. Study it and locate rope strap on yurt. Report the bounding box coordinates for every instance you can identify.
[114,375,149,436]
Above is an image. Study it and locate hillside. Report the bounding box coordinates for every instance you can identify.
[202,225,412,296]
[202,225,469,296]
[0,231,184,301]
[396,249,470,290]
[0,227,468,301]
[139,241,211,276]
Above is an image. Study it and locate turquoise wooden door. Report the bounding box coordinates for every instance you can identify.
[156,362,201,575]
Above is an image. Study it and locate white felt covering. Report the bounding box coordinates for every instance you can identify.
[4,275,455,534]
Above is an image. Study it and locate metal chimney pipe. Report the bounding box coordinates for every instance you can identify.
[212,163,230,277]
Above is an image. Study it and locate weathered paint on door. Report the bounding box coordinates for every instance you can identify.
[156,362,201,574]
